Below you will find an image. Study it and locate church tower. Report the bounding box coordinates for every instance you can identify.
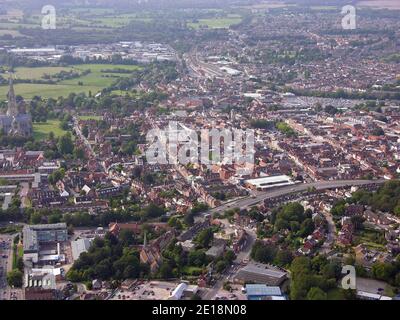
[7,75,19,117]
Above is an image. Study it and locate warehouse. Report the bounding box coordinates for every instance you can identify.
[244,175,294,190]
[234,263,287,286]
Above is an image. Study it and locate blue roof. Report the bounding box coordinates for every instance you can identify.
[245,284,282,297]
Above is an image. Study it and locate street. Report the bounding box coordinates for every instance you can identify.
[202,226,256,300]
[0,234,15,300]
[201,179,386,219]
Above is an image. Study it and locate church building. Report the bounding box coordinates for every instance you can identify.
[0,76,33,137]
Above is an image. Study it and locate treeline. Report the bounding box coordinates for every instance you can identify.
[349,180,400,216]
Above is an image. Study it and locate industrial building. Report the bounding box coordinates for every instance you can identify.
[234,263,288,286]
[23,223,68,264]
[243,284,286,300]
[244,175,295,190]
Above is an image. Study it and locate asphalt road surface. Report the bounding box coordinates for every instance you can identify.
[202,179,386,218]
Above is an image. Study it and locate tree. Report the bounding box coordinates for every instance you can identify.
[7,270,23,287]
[73,146,86,160]
[188,250,207,267]
[142,204,165,220]
[274,249,293,267]
[215,260,228,273]
[372,262,396,282]
[194,228,213,248]
[159,262,173,279]
[58,133,74,155]
[119,229,136,246]
[184,213,195,226]
[322,262,341,280]
[250,241,277,264]
[307,287,327,300]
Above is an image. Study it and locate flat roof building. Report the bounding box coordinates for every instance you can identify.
[244,284,286,300]
[244,175,294,190]
[23,223,68,264]
[234,263,287,286]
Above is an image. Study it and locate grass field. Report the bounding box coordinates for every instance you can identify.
[188,15,242,29]
[12,243,23,270]
[0,64,141,99]
[2,66,75,80]
[33,120,68,141]
[79,115,102,120]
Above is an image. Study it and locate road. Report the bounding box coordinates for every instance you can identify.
[202,226,256,300]
[319,209,337,254]
[0,233,20,300]
[201,179,386,218]
[73,117,106,172]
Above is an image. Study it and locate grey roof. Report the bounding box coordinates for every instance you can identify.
[28,223,67,231]
[71,238,92,261]
[23,226,39,252]
[239,264,287,278]
[235,263,287,285]
[245,284,282,296]
[23,223,67,253]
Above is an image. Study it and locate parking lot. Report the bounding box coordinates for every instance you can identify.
[111,281,177,300]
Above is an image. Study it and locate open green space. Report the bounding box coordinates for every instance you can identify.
[0,64,141,99]
[188,15,242,29]
[33,119,68,141]
[78,115,102,121]
[12,243,23,270]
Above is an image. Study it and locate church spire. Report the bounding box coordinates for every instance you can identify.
[7,74,18,117]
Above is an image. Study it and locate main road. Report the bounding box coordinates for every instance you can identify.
[202,179,386,217]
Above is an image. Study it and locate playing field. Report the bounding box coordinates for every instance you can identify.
[0,64,141,99]
[32,120,68,141]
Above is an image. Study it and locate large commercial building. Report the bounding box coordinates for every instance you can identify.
[234,263,288,286]
[244,175,295,190]
[23,223,68,264]
[243,284,286,300]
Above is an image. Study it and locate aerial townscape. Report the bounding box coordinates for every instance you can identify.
[0,0,400,303]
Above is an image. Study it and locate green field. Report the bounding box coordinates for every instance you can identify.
[188,15,242,29]
[2,66,75,80]
[79,115,102,120]
[0,64,141,99]
[33,120,68,141]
